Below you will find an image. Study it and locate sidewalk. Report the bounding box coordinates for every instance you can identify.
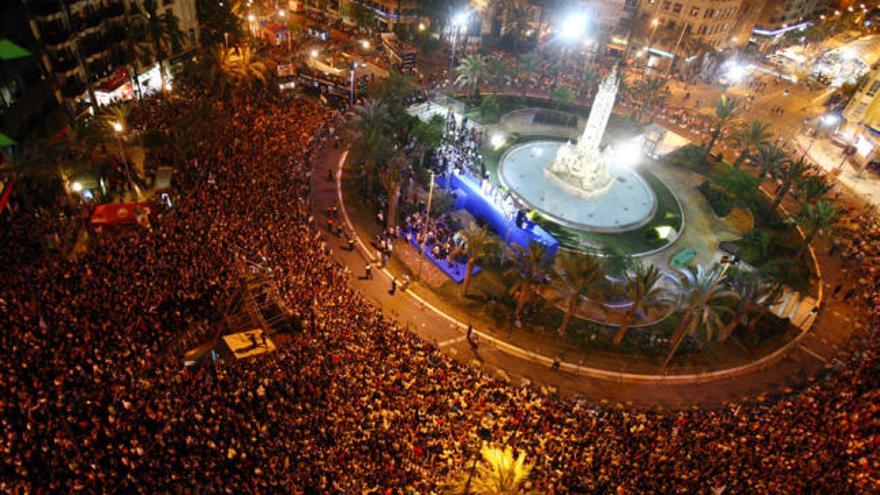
[797,135,880,208]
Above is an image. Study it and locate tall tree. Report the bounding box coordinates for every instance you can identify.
[613,264,672,345]
[504,241,550,322]
[455,55,488,102]
[379,152,407,229]
[549,252,604,335]
[549,86,575,110]
[346,99,392,198]
[793,174,832,205]
[720,269,782,342]
[446,444,543,495]
[516,52,541,97]
[772,156,809,210]
[795,199,840,260]
[729,120,773,169]
[410,115,444,168]
[485,57,511,95]
[751,143,788,182]
[704,95,741,159]
[133,0,186,95]
[451,224,498,298]
[664,264,738,367]
[634,77,667,123]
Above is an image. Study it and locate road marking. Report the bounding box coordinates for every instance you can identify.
[799,344,828,363]
[438,336,467,348]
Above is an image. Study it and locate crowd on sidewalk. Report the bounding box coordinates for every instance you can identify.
[0,77,878,494]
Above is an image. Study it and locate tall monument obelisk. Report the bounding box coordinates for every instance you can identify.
[545,66,619,197]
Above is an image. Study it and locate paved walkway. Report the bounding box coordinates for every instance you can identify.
[308,141,868,408]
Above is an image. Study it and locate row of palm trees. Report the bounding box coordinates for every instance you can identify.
[449,225,797,366]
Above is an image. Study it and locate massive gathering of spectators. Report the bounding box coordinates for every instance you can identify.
[1,71,878,495]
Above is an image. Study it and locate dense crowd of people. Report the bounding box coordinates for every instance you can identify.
[1,74,878,495]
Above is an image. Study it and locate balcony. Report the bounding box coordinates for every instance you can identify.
[79,36,107,58]
[84,14,104,29]
[40,24,73,45]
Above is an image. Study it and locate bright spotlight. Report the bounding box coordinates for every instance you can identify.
[418,22,426,31]
[361,40,370,49]
[111,121,123,133]
[820,114,841,126]
[613,139,642,168]
[726,63,748,83]
[452,11,469,28]
[71,181,83,193]
[655,226,673,239]
[278,9,286,17]
[490,133,506,149]
[247,13,255,22]
[560,13,587,41]
[310,49,319,58]
[841,48,856,60]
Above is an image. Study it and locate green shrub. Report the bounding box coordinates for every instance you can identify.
[698,181,733,217]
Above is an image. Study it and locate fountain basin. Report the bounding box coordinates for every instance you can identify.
[499,141,657,233]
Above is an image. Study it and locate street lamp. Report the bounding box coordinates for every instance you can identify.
[310,48,319,58]
[110,121,140,199]
[642,18,661,78]
[448,11,469,85]
[349,61,360,106]
[559,12,588,41]
[278,9,286,17]
[802,113,840,158]
[361,39,370,49]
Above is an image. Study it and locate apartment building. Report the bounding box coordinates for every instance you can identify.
[639,0,747,50]
[21,0,199,115]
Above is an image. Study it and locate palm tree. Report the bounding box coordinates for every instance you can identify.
[740,228,773,263]
[716,168,762,207]
[504,241,550,322]
[579,66,598,97]
[232,45,270,92]
[446,444,543,495]
[347,99,392,198]
[613,263,672,345]
[517,52,541,97]
[451,224,498,298]
[549,86,575,110]
[410,114,445,168]
[795,199,840,260]
[486,57,511,95]
[664,264,739,367]
[751,143,788,182]
[705,95,741,159]
[549,253,604,335]
[771,156,809,210]
[793,174,832,205]
[455,55,488,102]
[634,77,667,123]
[720,269,781,342]
[369,69,414,113]
[133,0,185,94]
[379,152,407,229]
[729,120,773,169]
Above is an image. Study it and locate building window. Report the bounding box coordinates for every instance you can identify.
[698,25,707,34]
[867,80,880,97]
[690,6,699,16]
[662,0,671,10]
[672,3,682,14]
[855,101,869,115]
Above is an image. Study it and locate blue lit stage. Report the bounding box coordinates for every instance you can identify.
[437,171,559,258]
[402,227,479,284]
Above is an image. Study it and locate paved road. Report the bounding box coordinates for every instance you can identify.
[309,128,866,410]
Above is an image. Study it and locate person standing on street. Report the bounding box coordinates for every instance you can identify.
[389,278,397,295]
[364,263,372,280]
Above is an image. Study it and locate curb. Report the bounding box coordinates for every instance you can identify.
[332,143,828,385]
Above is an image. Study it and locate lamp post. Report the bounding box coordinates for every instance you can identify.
[803,114,840,158]
[448,12,469,86]
[111,121,140,199]
[642,18,660,80]
[349,61,359,106]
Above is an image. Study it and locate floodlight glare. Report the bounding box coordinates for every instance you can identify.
[71,181,83,193]
[726,63,748,83]
[490,133,506,149]
[820,114,840,126]
[310,49,319,58]
[452,12,468,27]
[560,13,587,41]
